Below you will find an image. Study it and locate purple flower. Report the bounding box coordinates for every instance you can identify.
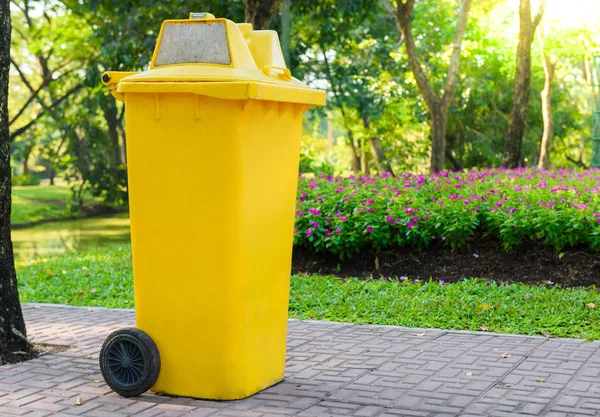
[399,276,407,281]
[296,210,303,217]
[411,216,419,223]
[473,253,479,258]
[407,222,415,229]
[366,226,373,233]
[306,229,314,235]
[340,216,348,222]
[495,202,503,207]
[385,215,394,223]
[336,186,344,193]
[299,192,307,201]
[335,228,342,234]
[439,280,446,285]
[310,221,319,228]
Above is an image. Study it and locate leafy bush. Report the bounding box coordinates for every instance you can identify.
[294,168,600,259]
[12,173,41,186]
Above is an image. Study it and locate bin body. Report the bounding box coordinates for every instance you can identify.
[103,14,324,400]
[126,93,303,399]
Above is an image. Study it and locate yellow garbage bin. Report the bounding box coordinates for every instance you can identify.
[98,13,325,400]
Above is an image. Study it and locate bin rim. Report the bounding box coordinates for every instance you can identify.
[115,80,326,107]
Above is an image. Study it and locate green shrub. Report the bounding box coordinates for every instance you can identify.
[12,173,41,186]
[294,168,600,259]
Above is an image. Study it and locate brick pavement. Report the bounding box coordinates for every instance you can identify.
[0,304,598,416]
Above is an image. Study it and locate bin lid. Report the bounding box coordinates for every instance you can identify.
[104,14,325,106]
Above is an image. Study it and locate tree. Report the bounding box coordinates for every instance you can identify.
[383,0,472,172]
[502,0,545,168]
[244,0,282,29]
[0,0,30,356]
[538,49,555,169]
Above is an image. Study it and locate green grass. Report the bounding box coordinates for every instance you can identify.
[11,185,101,226]
[15,244,600,340]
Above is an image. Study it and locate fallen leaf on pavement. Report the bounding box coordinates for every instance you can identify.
[465,372,473,376]
[536,377,547,383]
[500,353,512,359]
[92,380,101,383]
[416,333,425,337]
[480,326,490,331]
[75,395,83,406]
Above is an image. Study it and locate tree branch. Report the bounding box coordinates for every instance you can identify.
[441,0,472,113]
[9,84,83,141]
[566,154,588,169]
[380,0,396,16]
[8,83,44,126]
[532,0,546,29]
[390,0,438,112]
[9,57,36,92]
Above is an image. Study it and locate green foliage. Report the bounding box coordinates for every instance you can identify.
[15,244,600,339]
[12,173,40,186]
[294,169,600,259]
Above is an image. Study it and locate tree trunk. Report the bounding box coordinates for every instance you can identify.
[387,0,472,173]
[280,0,292,65]
[49,169,55,186]
[22,154,29,175]
[0,0,30,355]
[361,115,394,176]
[538,53,555,169]
[359,141,369,175]
[430,105,447,172]
[502,0,546,168]
[103,100,122,168]
[346,128,360,174]
[244,0,282,29]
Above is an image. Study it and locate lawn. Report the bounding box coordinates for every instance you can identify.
[16,244,600,340]
[12,185,104,226]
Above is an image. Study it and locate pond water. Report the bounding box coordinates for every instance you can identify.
[12,214,131,261]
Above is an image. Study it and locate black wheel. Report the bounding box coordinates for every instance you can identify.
[99,327,160,397]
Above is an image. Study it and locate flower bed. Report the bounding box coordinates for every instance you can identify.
[294,168,600,260]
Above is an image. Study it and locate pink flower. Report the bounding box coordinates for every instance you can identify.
[366,226,373,233]
[306,229,314,235]
[336,228,342,234]
[407,222,415,229]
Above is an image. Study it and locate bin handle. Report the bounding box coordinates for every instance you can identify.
[262,65,292,81]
